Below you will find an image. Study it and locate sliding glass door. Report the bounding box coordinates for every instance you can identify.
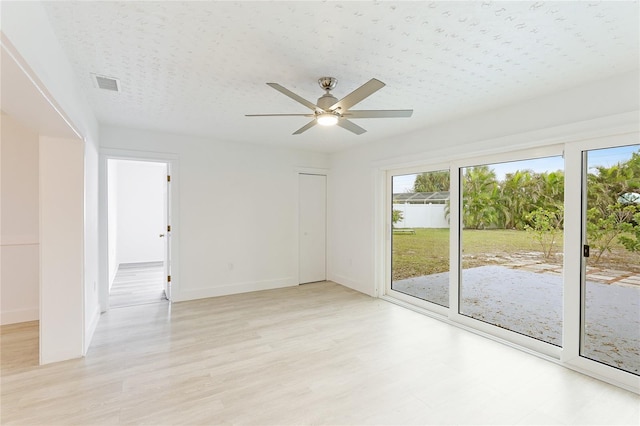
[390,170,450,308]
[580,144,640,375]
[459,156,565,346]
[385,137,640,390]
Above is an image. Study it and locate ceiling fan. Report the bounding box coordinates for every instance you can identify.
[246,77,413,135]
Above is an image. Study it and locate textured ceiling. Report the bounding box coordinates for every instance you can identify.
[43,1,639,153]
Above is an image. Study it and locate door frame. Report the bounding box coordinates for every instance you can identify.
[448,145,565,360]
[380,132,640,393]
[295,167,329,285]
[98,148,180,312]
[384,162,451,317]
[562,132,640,391]
[385,146,565,359]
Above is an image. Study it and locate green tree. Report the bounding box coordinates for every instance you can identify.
[587,204,636,263]
[537,171,565,211]
[392,209,404,228]
[462,166,499,229]
[586,150,640,261]
[587,155,639,218]
[498,170,536,229]
[525,207,564,259]
[618,212,640,252]
[413,171,450,193]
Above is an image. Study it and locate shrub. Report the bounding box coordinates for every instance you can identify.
[525,207,564,259]
[392,209,404,228]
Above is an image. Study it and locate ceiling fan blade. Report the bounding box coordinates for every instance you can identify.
[344,110,413,118]
[245,114,314,117]
[337,118,367,135]
[267,83,322,112]
[329,78,385,112]
[292,120,317,135]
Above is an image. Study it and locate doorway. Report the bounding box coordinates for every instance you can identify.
[106,159,170,308]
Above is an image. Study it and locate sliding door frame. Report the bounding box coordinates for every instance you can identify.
[382,134,640,393]
[449,144,564,360]
[385,162,450,317]
[562,132,640,391]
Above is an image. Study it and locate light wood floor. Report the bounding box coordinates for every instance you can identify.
[109,262,167,308]
[1,282,638,425]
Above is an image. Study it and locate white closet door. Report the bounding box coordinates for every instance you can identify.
[299,174,326,284]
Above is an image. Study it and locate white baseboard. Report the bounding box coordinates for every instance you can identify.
[328,274,373,296]
[0,308,39,325]
[40,348,83,365]
[175,277,297,302]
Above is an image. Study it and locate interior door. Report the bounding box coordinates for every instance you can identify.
[299,173,327,284]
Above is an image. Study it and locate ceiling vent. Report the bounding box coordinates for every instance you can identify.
[91,73,120,92]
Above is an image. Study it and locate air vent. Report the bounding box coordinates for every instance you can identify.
[91,73,120,92]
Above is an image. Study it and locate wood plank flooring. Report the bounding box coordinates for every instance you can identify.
[1,282,639,425]
[109,262,167,308]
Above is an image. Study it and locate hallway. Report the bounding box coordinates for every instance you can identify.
[109,262,166,308]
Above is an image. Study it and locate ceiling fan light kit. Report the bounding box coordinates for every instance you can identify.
[316,112,339,126]
[246,77,413,135]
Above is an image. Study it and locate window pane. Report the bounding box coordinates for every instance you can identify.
[391,171,450,307]
[582,144,640,375]
[459,157,564,346]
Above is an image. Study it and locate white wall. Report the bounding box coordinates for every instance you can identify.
[2,1,101,352]
[100,126,330,301]
[114,160,166,265]
[0,113,40,324]
[83,136,100,347]
[328,71,640,297]
[39,136,84,364]
[393,203,448,229]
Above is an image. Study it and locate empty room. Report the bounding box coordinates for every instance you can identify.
[1,1,639,425]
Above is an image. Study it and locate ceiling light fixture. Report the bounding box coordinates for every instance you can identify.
[316,112,339,126]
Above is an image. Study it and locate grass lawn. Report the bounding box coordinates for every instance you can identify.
[392,228,639,281]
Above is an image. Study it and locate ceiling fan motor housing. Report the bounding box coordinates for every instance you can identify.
[317,93,339,111]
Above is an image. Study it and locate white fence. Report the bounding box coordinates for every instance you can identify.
[393,203,449,228]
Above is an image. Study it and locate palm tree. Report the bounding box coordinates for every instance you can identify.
[413,170,450,193]
[462,166,499,229]
[588,162,635,218]
[586,149,640,261]
[499,169,536,229]
[536,170,565,212]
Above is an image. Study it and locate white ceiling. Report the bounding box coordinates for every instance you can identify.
[42,1,639,153]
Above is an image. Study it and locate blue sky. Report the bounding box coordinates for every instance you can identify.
[393,144,639,193]
[588,144,638,170]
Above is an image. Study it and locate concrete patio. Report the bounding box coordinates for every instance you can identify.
[393,263,640,374]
